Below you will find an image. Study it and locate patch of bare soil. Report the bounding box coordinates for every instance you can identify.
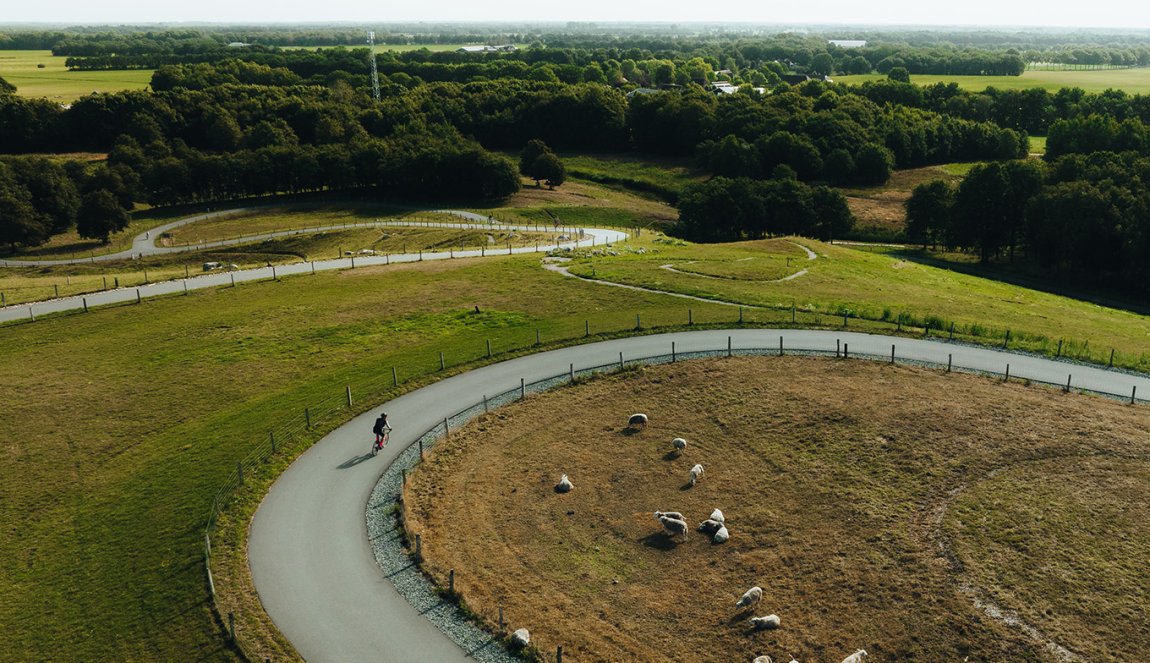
[404,357,1148,663]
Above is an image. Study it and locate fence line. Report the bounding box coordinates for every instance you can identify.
[204,314,1149,659]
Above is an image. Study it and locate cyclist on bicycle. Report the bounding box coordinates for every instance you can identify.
[372,412,392,454]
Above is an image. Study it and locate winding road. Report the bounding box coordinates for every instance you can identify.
[248,329,1149,662]
[0,211,627,324]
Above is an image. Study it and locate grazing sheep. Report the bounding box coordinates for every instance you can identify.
[510,628,530,647]
[672,437,687,452]
[555,474,573,493]
[709,508,725,524]
[697,519,723,534]
[750,614,781,630]
[628,413,648,429]
[736,586,763,610]
[657,515,689,541]
[840,650,868,663]
[654,510,686,523]
[713,525,730,544]
[752,657,774,663]
[689,463,705,486]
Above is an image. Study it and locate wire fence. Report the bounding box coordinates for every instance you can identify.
[205,316,1149,659]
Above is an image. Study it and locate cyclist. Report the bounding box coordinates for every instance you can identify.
[371,412,392,455]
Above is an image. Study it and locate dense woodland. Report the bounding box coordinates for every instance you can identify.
[1,26,1149,294]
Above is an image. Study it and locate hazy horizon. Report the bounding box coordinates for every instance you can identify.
[2,1,1149,32]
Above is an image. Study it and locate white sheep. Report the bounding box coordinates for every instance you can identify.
[672,437,687,452]
[709,508,725,524]
[713,525,730,544]
[628,413,648,429]
[689,463,704,486]
[840,650,868,663]
[510,628,530,647]
[657,515,689,541]
[555,474,573,493]
[752,657,774,663]
[697,519,723,534]
[654,510,686,522]
[736,586,763,610]
[750,614,781,630]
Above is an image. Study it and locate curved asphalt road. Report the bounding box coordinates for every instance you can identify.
[248,329,1149,662]
[0,211,626,324]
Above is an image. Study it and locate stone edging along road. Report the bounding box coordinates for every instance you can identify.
[0,210,627,324]
[247,329,1149,663]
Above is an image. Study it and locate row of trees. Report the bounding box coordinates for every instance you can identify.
[675,175,853,242]
[0,156,131,247]
[906,154,1150,293]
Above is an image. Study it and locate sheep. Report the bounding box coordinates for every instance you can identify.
[654,510,686,523]
[840,650,868,663]
[555,474,573,493]
[657,515,689,541]
[713,525,730,544]
[750,614,781,630]
[697,519,723,534]
[689,463,705,486]
[672,437,687,452]
[510,628,530,648]
[628,413,648,429]
[752,657,774,663]
[736,586,763,610]
[709,508,725,524]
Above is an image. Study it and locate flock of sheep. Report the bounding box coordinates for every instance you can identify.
[550,412,871,663]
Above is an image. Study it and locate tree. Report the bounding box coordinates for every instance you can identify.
[887,67,910,84]
[0,181,48,249]
[0,75,15,95]
[810,53,835,78]
[852,143,894,185]
[532,152,566,189]
[519,139,556,186]
[76,189,130,243]
[905,180,953,248]
[822,148,855,185]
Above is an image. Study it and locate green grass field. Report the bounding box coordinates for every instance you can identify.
[834,68,1150,94]
[0,50,153,102]
[3,179,1149,661]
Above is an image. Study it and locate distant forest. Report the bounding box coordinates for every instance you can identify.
[1,25,1148,294]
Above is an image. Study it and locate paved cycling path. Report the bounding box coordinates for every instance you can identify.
[248,329,1148,662]
[0,210,625,324]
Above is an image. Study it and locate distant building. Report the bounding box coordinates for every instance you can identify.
[625,87,661,98]
[226,42,249,48]
[456,44,518,54]
[828,40,867,49]
[709,82,766,95]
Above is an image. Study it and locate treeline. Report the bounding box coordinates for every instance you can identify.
[675,175,854,242]
[629,86,1027,175]
[0,155,133,247]
[1046,114,1150,158]
[852,80,1150,136]
[906,155,1150,294]
[107,131,519,207]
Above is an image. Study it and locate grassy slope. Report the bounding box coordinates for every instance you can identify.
[0,50,152,102]
[0,249,741,662]
[3,178,1149,660]
[834,68,1150,94]
[564,236,1150,371]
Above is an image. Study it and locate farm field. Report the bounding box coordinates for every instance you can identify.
[834,68,1150,94]
[0,49,152,101]
[405,356,1150,662]
[280,43,518,53]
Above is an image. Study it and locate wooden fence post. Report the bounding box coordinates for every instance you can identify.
[727,336,732,358]
[346,385,352,408]
[891,344,896,364]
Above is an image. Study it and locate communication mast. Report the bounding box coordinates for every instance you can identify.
[367,30,380,102]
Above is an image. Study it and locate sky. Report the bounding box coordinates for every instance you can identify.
[4,0,1150,31]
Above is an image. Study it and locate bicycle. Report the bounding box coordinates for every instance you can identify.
[371,428,391,456]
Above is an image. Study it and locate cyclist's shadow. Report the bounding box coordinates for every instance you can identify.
[337,453,376,469]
